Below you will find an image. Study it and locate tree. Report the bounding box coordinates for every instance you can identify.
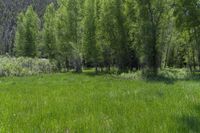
[114,0,135,72]
[67,0,83,72]
[55,2,71,70]
[12,0,200,74]
[43,3,57,59]
[124,0,140,70]
[83,0,99,72]
[0,0,55,55]
[15,6,40,57]
[174,0,200,70]
[56,0,83,72]
[96,0,115,71]
[14,12,26,56]
[136,0,166,75]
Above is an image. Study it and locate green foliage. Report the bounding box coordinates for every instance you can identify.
[15,12,26,56]
[96,0,116,70]
[12,0,200,74]
[42,3,57,59]
[83,0,101,71]
[159,68,190,80]
[55,2,72,69]
[136,0,167,74]
[117,68,190,80]
[174,0,200,70]
[15,6,40,57]
[118,71,143,80]
[55,0,83,72]
[0,56,56,76]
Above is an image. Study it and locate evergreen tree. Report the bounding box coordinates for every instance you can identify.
[43,3,57,59]
[15,12,26,56]
[55,2,71,70]
[67,0,83,72]
[56,0,83,72]
[15,6,39,57]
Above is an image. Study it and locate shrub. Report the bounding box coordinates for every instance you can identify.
[119,71,143,80]
[0,56,57,77]
[117,68,190,80]
[159,68,189,80]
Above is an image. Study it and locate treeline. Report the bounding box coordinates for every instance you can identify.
[14,0,200,74]
[0,0,55,54]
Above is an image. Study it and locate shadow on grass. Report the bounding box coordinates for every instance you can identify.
[185,73,200,81]
[144,75,177,84]
[143,71,200,84]
[137,73,200,84]
[79,70,200,85]
[82,71,178,84]
[82,71,116,77]
[177,105,200,133]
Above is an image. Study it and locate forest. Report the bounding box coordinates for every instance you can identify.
[1,0,200,132]
[0,0,199,75]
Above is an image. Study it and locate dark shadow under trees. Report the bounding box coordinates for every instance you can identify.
[177,105,200,133]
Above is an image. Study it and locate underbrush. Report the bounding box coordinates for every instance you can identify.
[0,57,195,80]
[158,68,190,80]
[0,56,57,76]
[118,68,191,81]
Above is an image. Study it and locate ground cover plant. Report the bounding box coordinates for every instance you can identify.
[0,72,200,132]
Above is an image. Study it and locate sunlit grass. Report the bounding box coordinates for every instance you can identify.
[0,72,199,132]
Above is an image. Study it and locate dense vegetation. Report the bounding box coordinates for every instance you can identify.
[1,0,196,75]
[0,73,200,132]
[0,56,56,76]
[0,0,55,54]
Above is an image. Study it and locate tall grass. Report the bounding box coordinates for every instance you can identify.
[0,73,200,132]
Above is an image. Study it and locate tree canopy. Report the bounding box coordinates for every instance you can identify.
[8,0,200,74]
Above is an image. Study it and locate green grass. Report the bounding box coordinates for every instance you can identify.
[0,73,200,132]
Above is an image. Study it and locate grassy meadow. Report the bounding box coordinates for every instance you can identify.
[0,72,200,132]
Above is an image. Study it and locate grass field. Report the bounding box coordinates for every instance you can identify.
[0,72,200,132]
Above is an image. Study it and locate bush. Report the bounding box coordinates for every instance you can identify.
[117,68,190,80]
[119,71,143,80]
[158,68,189,80]
[0,56,57,77]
